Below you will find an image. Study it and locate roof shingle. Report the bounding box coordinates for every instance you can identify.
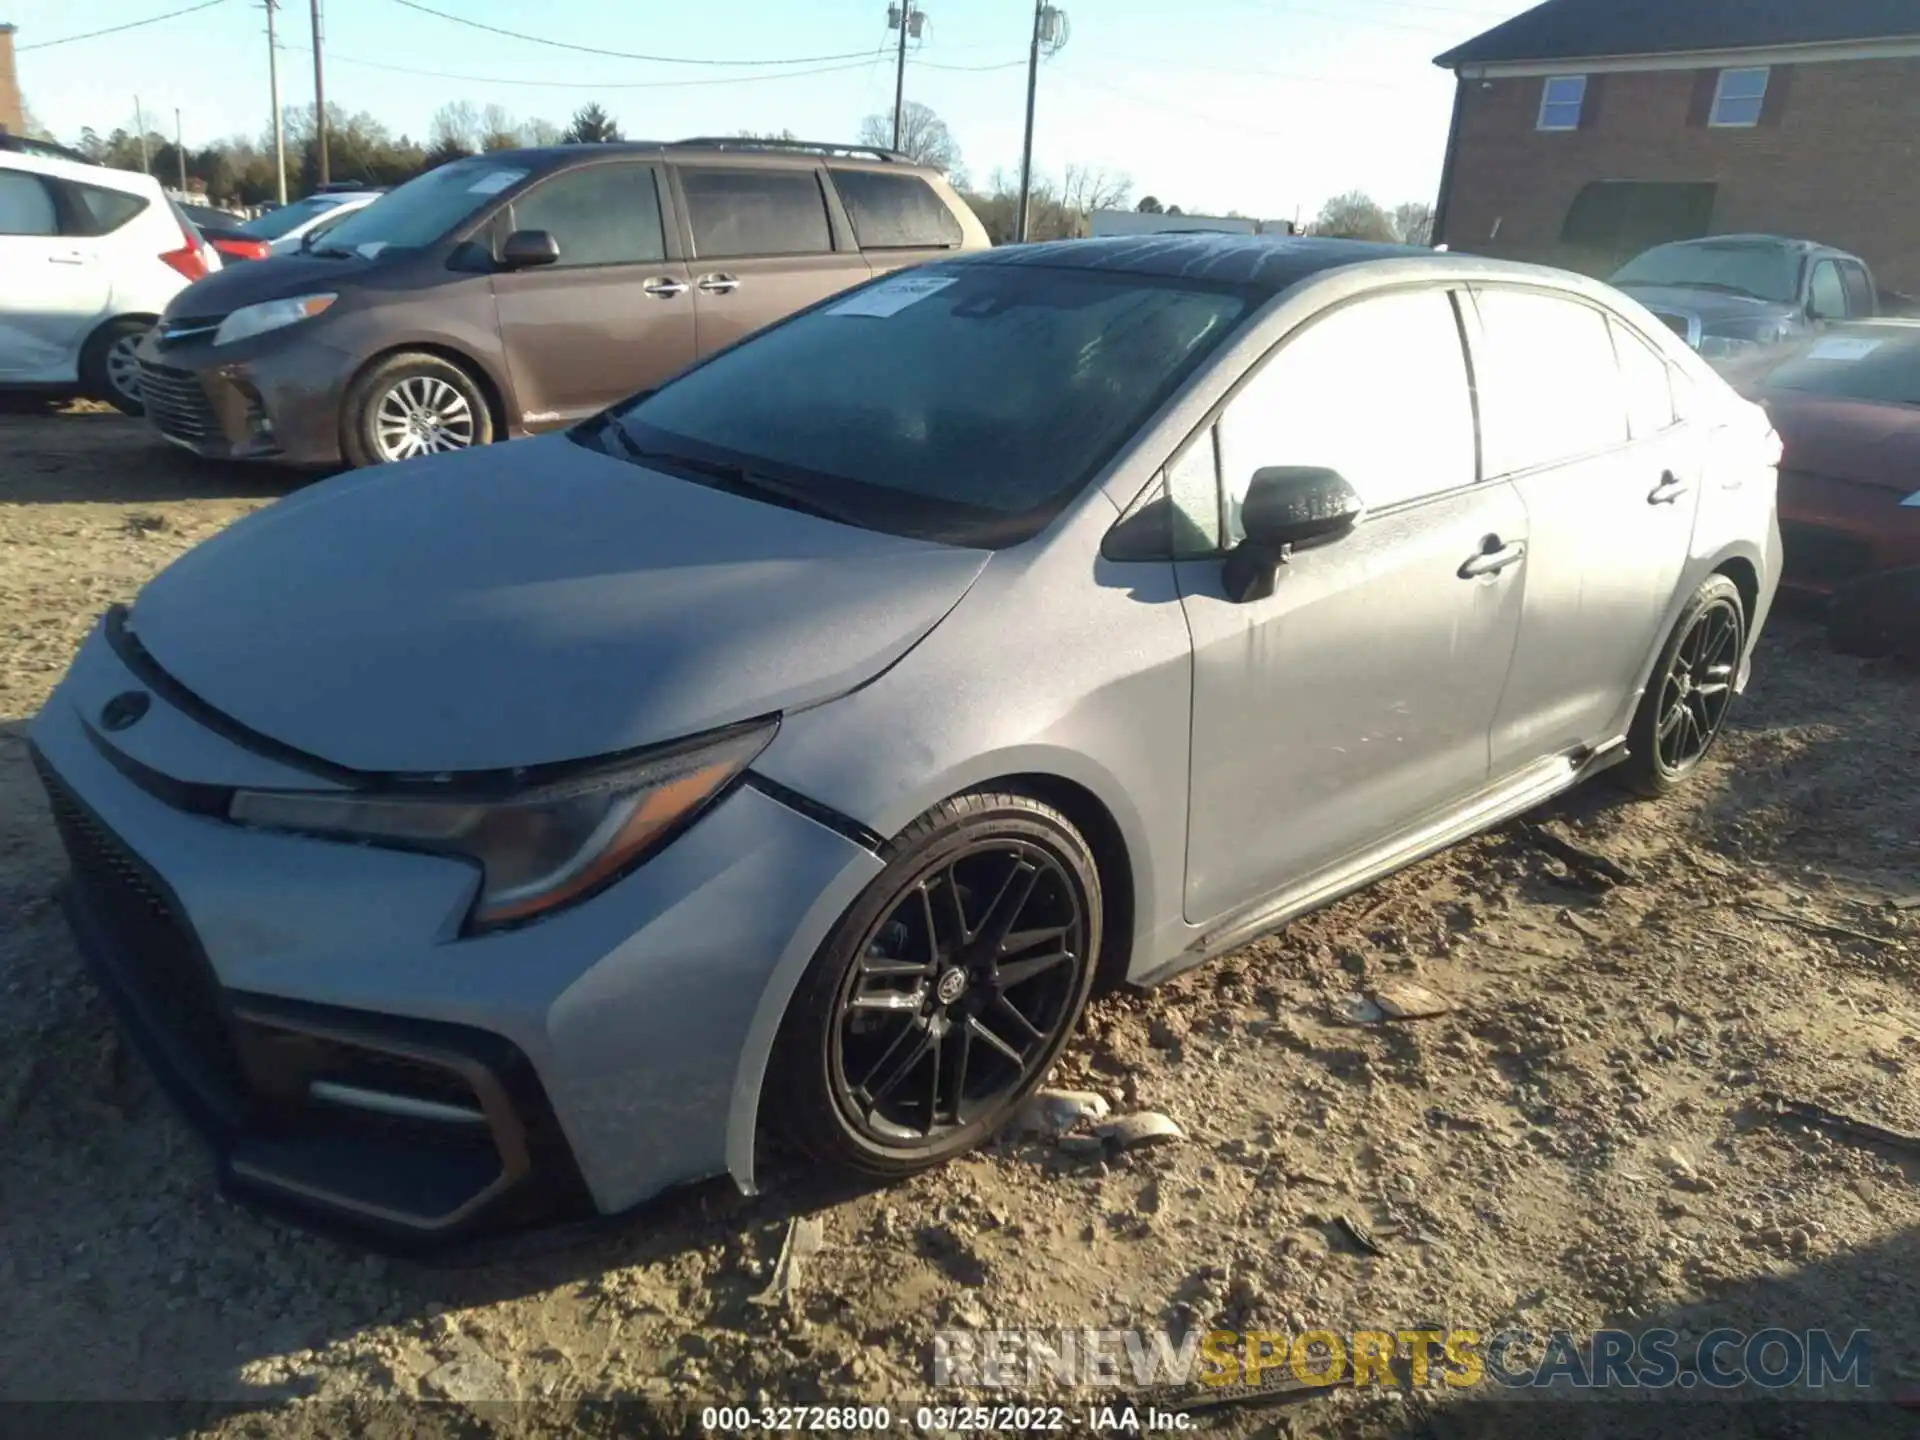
[1436,0,1920,69]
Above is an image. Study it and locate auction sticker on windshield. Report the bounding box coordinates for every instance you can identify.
[1807,336,1884,362]
[828,275,956,318]
[468,169,528,195]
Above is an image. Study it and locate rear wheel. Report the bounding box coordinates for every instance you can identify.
[342,352,492,467]
[80,318,152,416]
[1618,574,1745,797]
[769,792,1102,1180]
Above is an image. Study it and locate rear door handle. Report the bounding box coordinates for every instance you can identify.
[1459,539,1527,579]
[696,273,740,294]
[47,253,88,266]
[642,276,688,299]
[1648,472,1692,505]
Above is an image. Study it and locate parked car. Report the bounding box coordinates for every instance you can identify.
[32,235,1782,1242]
[0,132,98,166]
[179,202,271,264]
[1611,235,1884,363]
[237,187,384,257]
[1730,319,1920,610]
[134,139,990,467]
[0,149,219,414]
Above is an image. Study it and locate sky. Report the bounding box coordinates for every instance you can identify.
[6,0,1528,222]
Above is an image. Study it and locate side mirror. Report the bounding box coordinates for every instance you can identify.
[501,229,561,269]
[1223,466,1365,604]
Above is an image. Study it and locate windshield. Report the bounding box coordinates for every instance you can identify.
[239,194,346,241]
[311,159,525,258]
[1611,242,1802,303]
[597,263,1252,547]
[1762,330,1920,407]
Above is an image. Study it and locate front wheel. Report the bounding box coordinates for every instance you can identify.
[769,792,1102,1180]
[1618,574,1746,797]
[342,352,492,467]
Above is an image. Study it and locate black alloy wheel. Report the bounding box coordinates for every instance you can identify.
[1621,574,1746,796]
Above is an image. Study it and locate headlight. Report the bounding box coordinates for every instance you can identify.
[1698,335,1764,360]
[228,721,775,929]
[213,293,337,347]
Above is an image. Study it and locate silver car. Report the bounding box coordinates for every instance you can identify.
[29,236,1782,1243]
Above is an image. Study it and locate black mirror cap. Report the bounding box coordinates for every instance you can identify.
[502,229,562,268]
[1240,465,1365,549]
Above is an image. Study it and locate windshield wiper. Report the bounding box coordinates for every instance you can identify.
[594,423,857,526]
[309,244,358,259]
[1628,279,1771,300]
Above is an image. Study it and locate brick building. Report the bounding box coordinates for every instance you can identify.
[1431,0,1920,293]
[0,24,24,137]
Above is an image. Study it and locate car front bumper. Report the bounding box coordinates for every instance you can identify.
[29,620,884,1246]
[134,329,356,467]
[1779,472,1920,596]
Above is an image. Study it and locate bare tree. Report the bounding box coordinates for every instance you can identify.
[856,101,962,179]
[1393,200,1435,247]
[735,128,799,141]
[428,100,481,154]
[1059,163,1132,215]
[477,103,521,152]
[1312,190,1396,243]
[518,117,564,147]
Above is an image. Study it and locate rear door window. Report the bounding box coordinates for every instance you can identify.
[828,168,962,250]
[1809,260,1846,319]
[679,167,833,259]
[66,182,150,236]
[1839,263,1875,317]
[1610,319,1677,440]
[509,163,665,267]
[0,170,59,235]
[1471,288,1629,476]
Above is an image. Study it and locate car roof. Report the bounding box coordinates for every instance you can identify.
[953,233,1469,296]
[0,147,161,192]
[1646,234,1833,255]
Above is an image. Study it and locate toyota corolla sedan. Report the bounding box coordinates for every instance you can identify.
[30,236,1782,1244]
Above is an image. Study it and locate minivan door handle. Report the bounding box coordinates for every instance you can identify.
[46,252,88,266]
[696,273,740,294]
[642,276,688,299]
[1648,471,1692,505]
[1458,537,1527,579]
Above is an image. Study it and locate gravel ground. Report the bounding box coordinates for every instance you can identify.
[2,405,1917,1438]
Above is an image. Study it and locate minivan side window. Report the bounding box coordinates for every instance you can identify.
[679,167,833,259]
[1610,319,1677,440]
[828,168,963,249]
[1809,260,1846,319]
[508,163,665,268]
[1217,288,1478,533]
[1472,288,1628,476]
[0,170,59,236]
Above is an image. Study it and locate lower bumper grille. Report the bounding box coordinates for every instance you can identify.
[138,361,222,444]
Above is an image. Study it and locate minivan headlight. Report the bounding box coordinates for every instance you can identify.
[228,721,776,929]
[213,293,337,347]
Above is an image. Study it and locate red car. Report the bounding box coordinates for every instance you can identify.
[1736,320,1920,597]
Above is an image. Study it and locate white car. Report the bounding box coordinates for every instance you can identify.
[0,150,220,415]
[241,189,383,257]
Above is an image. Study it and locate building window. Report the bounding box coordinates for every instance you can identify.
[1710,67,1770,126]
[1537,75,1588,130]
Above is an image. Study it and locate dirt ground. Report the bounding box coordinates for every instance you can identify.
[1,405,1916,1439]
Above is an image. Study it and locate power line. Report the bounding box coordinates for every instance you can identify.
[386,0,884,67]
[290,44,893,90]
[1052,69,1293,139]
[17,0,230,52]
[1070,50,1432,89]
[915,57,1029,72]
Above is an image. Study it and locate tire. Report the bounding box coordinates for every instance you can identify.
[769,791,1103,1181]
[1618,574,1746,797]
[341,351,493,468]
[80,317,152,417]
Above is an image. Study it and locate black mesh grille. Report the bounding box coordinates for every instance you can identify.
[33,754,251,1109]
[138,361,221,443]
[1781,518,1874,589]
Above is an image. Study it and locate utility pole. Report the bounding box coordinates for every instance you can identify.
[265,0,288,204]
[133,96,151,173]
[310,0,328,186]
[175,109,187,193]
[1014,1,1066,241]
[887,3,924,153]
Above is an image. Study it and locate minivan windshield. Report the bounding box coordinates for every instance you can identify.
[595,262,1252,547]
[1611,241,1802,304]
[311,158,526,258]
[239,194,348,241]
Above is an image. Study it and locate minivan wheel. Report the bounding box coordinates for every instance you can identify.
[81,318,152,416]
[770,792,1102,1180]
[1619,574,1745,797]
[343,352,493,467]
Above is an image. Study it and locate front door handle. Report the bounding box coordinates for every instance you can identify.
[1459,538,1527,579]
[642,276,688,299]
[1648,471,1692,505]
[47,253,87,266]
[696,273,740,294]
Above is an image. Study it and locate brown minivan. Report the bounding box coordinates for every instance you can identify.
[133,138,990,467]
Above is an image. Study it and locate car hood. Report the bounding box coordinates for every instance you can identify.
[160,251,385,320]
[1758,390,1920,493]
[126,434,991,773]
[1612,283,1801,333]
